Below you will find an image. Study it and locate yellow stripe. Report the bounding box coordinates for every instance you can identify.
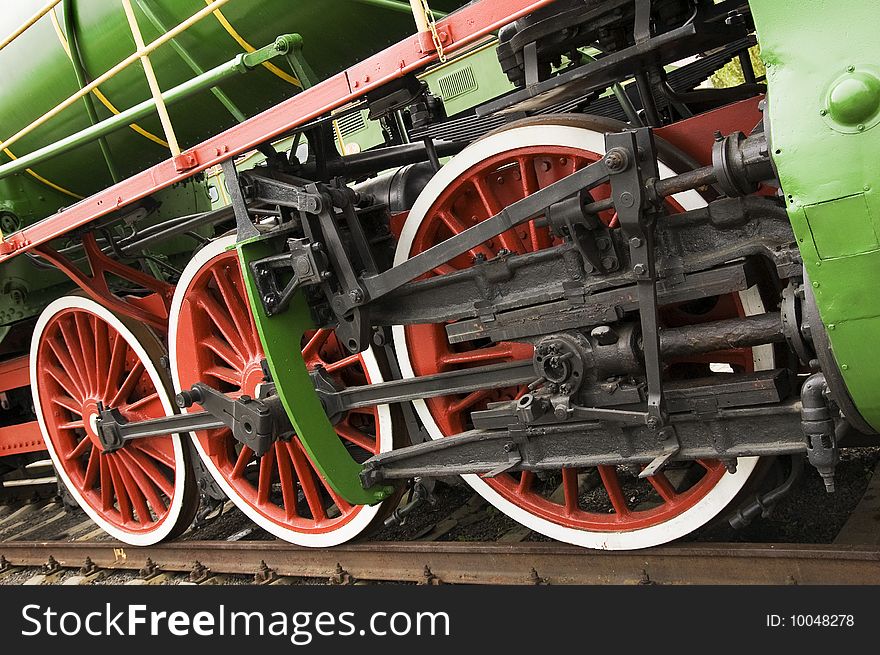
[2,147,84,200]
[204,0,302,87]
[49,9,169,147]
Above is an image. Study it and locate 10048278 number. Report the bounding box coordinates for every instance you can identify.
[766,614,855,628]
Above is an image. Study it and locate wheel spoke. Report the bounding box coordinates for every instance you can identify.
[597,466,630,516]
[113,454,152,524]
[122,448,174,498]
[302,329,332,361]
[106,457,133,522]
[436,210,495,260]
[257,446,277,505]
[448,389,492,414]
[74,312,97,395]
[472,175,525,253]
[286,441,326,521]
[59,318,91,397]
[275,442,299,520]
[203,335,245,372]
[198,293,247,363]
[45,362,84,402]
[103,332,127,404]
[648,472,678,503]
[131,439,175,469]
[211,268,254,358]
[47,338,85,400]
[335,421,377,454]
[562,467,580,516]
[65,437,91,461]
[118,450,167,516]
[124,392,162,415]
[324,354,361,374]
[517,471,535,494]
[83,448,100,489]
[110,361,145,408]
[52,395,83,415]
[231,446,253,480]
[204,365,243,386]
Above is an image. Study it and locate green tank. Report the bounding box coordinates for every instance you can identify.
[0,0,465,224]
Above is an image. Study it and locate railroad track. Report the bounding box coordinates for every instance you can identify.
[1,540,879,585]
[2,460,878,585]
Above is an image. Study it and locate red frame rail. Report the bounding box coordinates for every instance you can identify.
[0,356,43,456]
[0,0,555,264]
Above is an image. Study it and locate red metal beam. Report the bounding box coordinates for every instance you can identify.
[0,0,555,264]
[0,355,29,393]
[0,422,44,456]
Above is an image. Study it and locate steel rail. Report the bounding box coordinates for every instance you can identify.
[2,540,880,585]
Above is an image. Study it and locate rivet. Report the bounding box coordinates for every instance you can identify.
[828,323,835,330]
[812,281,820,288]
[858,124,866,131]
[842,364,849,370]
[848,65,856,73]
[864,185,871,191]
[820,108,827,116]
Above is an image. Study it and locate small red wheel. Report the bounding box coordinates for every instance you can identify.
[393,116,775,550]
[31,297,197,545]
[169,236,394,547]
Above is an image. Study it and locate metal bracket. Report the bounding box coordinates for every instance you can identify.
[606,129,666,424]
[95,383,289,458]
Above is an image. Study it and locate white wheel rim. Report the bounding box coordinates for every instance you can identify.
[169,235,393,547]
[31,296,188,546]
[392,123,771,550]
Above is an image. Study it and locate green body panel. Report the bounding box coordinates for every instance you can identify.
[236,237,392,506]
[751,0,880,429]
[422,40,516,116]
[0,0,466,220]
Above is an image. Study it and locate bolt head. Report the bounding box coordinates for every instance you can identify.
[633,263,647,276]
[629,237,643,248]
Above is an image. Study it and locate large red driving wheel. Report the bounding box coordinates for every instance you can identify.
[31,297,196,545]
[393,116,774,549]
[169,236,394,547]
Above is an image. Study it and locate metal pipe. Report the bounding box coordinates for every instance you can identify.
[300,139,465,178]
[0,0,232,153]
[119,207,234,254]
[659,312,785,358]
[62,0,119,182]
[0,44,286,181]
[135,0,247,123]
[0,0,64,52]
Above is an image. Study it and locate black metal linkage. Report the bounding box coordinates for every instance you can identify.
[352,157,611,310]
[607,129,665,422]
[318,360,536,417]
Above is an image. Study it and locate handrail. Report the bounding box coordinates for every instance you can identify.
[0,0,232,154]
[0,0,64,53]
[120,0,181,157]
[0,36,297,182]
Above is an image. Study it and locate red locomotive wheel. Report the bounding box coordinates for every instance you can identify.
[169,236,394,547]
[393,116,774,549]
[31,297,196,545]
